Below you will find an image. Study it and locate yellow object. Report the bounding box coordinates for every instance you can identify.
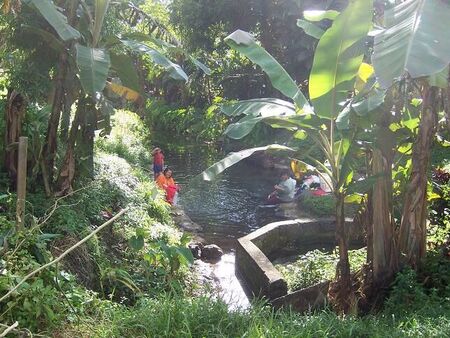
[108,82,141,102]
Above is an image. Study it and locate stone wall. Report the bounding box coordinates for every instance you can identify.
[235,218,365,310]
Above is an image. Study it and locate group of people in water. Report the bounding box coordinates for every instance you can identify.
[152,147,179,205]
[266,169,331,205]
[152,146,331,207]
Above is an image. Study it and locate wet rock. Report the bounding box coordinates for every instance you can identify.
[171,206,202,231]
[188,243,202,259]
[201,244,224,261]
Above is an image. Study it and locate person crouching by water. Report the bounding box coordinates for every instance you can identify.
[267,170,297,204]
[152,147,164,180]
[156,167,179,205]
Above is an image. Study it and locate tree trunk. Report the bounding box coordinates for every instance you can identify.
[371,148,397,284]
[328,192,355,314]
[76,99,97,178]
[398,86,439,267]
[56,98,85,196]
[43,51,68,183]
[42,0,79,183]
[4,89,25,185]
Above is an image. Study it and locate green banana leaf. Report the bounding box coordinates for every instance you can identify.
[220,98,296,139]
[297,19,324,39]
[201,145,294,181]
[303,10,340,21]
[121,40,188,82]
[309,0,372,118]
[75,44,111,95]
[225,30,312,113]
[190,56,212,75]
[92,0,111,46]
[373,0,450,88]
[220,98,295,117]
[110,52,140,92]
[30,0,80,41]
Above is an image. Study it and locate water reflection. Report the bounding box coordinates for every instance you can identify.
[156,138,283,308]
[162,143,280,246]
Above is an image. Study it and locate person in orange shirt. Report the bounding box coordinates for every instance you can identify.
[156,167,179,205]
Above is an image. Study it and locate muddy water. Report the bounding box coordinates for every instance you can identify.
[155,138,283,308]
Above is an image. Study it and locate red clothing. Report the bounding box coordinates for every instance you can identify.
[156,174,178,205]
[153,152,164,165]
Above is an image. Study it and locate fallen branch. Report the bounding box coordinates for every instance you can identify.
[0,208,128,304]
[0,322,18,337]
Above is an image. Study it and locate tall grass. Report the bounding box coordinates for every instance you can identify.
[64,292,450,337]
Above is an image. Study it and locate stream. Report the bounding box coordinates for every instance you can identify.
[156,138,283,308]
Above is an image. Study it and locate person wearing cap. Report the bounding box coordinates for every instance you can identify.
[152,147,164,179]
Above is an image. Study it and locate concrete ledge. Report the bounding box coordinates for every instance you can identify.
[272,281,329,312]
[235,218,364,306]
[236,238,287,300]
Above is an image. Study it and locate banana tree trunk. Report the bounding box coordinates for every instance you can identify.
[76,99,97,178]
[328,192,354,314]
[398,86,439,267]
[4,89,25,185]
[371,148,397,283]
[43,51,68,181]
[56,98,86,196]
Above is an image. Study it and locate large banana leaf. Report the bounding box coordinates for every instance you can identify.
[75,44,111,95]
[92,0,111,46]
[220,98,296,139]
[30,0,80,41]
[309,0,372,118]
[373,0,450,88]
[110,52,140,92]
[123,32,211,76]
[225,30,312,113]
[121,40,188,82]
[201,145,294,181]
[220,98,295,117]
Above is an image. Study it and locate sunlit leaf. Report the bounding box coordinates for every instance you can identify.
[225,30,312,113]
[373,0,450,88]
[202,145,294,181]
[303,10,340,21]
[309,0,372,118]
[121,40,188,82]
[75,44,110,95]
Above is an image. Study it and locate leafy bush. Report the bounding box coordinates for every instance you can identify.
[0,223,93,332]
[275,247,367,291]
[300,193,336,217]
[145,98,228,141]
[95,110,152,168]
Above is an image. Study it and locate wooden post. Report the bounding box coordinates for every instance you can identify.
[16,136,28,231]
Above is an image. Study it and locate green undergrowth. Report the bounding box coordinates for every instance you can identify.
[0,110,193,333]
[275,247,367,291]
[64,277,450,338]
[145,98,228,141]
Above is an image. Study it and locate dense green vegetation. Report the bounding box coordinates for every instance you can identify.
[276,248,367,291]
[1,0,449,336]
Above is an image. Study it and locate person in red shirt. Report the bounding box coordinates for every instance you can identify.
[152,147,164,179]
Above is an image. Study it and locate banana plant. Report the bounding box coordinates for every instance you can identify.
[25,0,208,194]
[203,0,373,313]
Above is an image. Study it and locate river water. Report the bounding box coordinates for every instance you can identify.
[156,139,283,308]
